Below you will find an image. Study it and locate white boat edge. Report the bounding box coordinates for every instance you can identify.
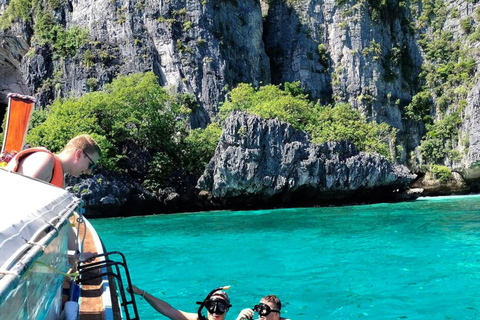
[0,169,122,320]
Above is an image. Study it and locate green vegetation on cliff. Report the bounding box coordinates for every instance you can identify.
[219,82,313,131]
[34,12,88,58]
[0,0,37,28]
[182,123,222,175]
[412,0,476,166]
[0,0,88,59]
[220,82,396,158]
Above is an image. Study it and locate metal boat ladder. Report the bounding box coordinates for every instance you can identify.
[76,251,140,320]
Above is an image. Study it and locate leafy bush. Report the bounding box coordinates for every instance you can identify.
[317,43,329,68]
[182,122,222,175]
[220,82,314,132]
[310,103,395,157]
[82,50,95,68]
[430,164,452,182]
[143,151,178,191]
[0,0,33,29]
[450,7,460,18]
[33,12,61,45]
[420,112,461,163]
[86,78,99,91]
[405,90,432,122]
[34,12,88,58]
[382,46,403,82]
[460,18,473,34]
[362,39,382,61]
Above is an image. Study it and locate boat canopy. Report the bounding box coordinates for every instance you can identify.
[0,169,81,300]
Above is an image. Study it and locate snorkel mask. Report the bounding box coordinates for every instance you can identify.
[196,286,231,320]
[254,302,281,317]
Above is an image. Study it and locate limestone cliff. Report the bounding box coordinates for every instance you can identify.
[197,112,416,207]
[0,31,30,107]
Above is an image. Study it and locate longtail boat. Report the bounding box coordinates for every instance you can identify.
[0,93,139,320]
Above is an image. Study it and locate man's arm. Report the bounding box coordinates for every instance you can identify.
[16,152,55,183]
[131,285,198,320]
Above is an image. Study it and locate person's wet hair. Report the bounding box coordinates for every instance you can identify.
[261,294,281,311]
[210,290,230,305]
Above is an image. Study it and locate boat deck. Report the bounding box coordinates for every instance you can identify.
[78,219,104,320]
[73,214,121,320]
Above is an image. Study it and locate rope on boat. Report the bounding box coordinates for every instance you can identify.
[27,241,46,251]
[45,221,59,231]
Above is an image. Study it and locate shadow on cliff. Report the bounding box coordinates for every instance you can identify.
[262,0,333,103]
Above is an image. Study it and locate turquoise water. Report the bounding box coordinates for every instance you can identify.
[91,195,480,320]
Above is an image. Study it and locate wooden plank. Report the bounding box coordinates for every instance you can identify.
[76,218,106,320]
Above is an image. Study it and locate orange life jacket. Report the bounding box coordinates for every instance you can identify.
[7,147,64,188]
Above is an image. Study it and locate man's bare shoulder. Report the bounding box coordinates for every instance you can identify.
[20,150,54,165]
[18,150,55,182]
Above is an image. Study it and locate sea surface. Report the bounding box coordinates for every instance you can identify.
[91,195,480,320]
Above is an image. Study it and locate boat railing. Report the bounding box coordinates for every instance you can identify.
[77,251,140,320]
[0,197,81,304]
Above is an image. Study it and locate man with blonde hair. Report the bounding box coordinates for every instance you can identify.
[235,295,290,320]
[7,134,101,188]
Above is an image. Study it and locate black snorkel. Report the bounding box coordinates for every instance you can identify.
[196,285,230,320]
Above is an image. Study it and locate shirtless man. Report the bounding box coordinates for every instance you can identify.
[7,134,100,188]
[235,295,290,320]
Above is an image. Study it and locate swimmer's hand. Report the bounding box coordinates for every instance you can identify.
[235,308,254,320]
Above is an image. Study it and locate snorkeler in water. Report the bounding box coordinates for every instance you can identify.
[235,295,290,320]
[129,285,231,320]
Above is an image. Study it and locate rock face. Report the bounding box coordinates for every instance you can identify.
[66,171,205,216]
[462,82,480,180]
[198,112,416,208]
[0,31,31,106]
[264,0,418,126]
[16,0,270,128]
[65,173,157,217]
